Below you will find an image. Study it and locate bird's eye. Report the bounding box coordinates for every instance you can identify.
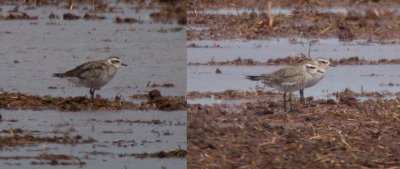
[111,60,120,64]
[306,64,317,69]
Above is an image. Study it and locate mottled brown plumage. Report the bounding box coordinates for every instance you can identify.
[53,56,127,100]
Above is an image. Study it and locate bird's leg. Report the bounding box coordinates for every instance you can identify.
[300,89,305,105]
[283,92,287,112]
[289,92,292,111]
[89,88,95,101]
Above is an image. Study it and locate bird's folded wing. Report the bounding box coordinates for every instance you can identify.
[78,64,108,80]
[62,61,107,79]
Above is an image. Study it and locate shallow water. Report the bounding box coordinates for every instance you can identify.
[187,65,400,100]
[0,4,186,99]
[0,110,186,169]
[187,39,400,63]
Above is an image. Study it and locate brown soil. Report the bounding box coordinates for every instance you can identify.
[149,0,186,25]
[115,16,144,24]
[63,13,80,20]
[188,1,400,41]
[144,89,187,111]
[188,56,400,66]
[188,89,400,168]
[83,13,106,20]
[0,92,186,111]
[0,13,38,20]
[118,149,187,158]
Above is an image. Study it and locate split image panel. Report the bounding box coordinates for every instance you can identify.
[0,1,186,169]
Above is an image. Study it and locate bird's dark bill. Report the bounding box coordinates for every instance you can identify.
[121,63,128,66]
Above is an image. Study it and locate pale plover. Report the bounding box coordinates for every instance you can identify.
[246,63,319,111]
[299,57,334,104]
[53,56,127,100]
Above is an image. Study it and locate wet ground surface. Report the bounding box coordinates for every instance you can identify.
[188,1,400,168]
[0,110,186,169]
[0,0,187,168]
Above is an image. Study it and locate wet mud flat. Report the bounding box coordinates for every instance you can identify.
[0,88,187,169]
[188,89,400,168]
[1,109,186,169]
[0,91,187,168]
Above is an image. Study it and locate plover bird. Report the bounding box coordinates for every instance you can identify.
[53,56,127,100]
[299,57,334,104]
[246,63,320,111]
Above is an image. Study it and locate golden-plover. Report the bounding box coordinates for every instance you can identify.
[246,63,320,111]
[53,56,127,100]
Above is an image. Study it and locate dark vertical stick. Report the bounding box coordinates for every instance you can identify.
[283,92,287,112]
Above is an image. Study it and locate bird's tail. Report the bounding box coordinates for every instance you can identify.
[245,75,263,81]
[52,73,65,78]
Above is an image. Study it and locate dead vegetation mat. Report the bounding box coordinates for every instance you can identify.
[188,92,400,168]
[0,92,186,111]
[188,0,399,10]
[188,7,400,41]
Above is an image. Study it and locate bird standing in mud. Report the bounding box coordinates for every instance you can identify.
[246,63,320,112]
[299,57,334,104]
[53,56,127,101]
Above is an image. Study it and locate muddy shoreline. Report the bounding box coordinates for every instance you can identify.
[0,109,187,168]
